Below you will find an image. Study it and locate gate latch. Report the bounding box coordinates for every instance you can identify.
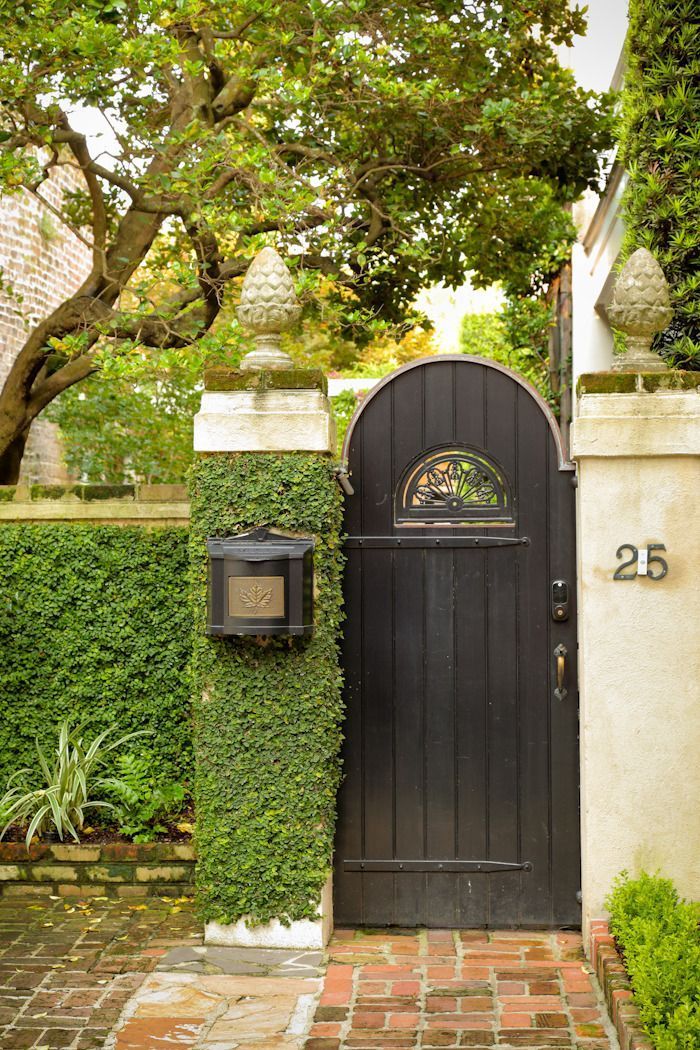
[333,464,355,496]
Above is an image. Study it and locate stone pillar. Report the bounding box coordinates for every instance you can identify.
[190,249,342,950]
[572,253,700,942]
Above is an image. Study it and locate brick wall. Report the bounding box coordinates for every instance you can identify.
[0,159,92,482]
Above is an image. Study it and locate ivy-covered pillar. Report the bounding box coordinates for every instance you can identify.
[190,248,343,949]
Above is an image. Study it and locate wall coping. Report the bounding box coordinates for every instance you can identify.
[0,483,190,523]
[572,380,700,459]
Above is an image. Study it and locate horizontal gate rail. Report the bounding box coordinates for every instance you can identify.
[343,859,533,873]
[343,536,530,549]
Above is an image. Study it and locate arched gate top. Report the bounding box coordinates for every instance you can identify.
[341,354,573,471]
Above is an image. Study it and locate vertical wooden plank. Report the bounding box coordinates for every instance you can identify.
[391,368,427,512]
[455,546,489,927]
[358,382,396,923]
[454,360,486,448]
[421,351,457,769]
[548,442,581,926]
[344,381,394,923]
[515,388,552,925]
[359,388,394,537]
[344,406,363,537]
[393,547,427,925]
[360,545,395,924]
[423,360,456,446]
[485,367,518,503]
[334,547,364,924]
[483,370,520,924]
[424,546,457,926]
[484,541,520,926]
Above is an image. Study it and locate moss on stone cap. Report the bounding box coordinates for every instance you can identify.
[204,366,327,394]
[577,371,700,396]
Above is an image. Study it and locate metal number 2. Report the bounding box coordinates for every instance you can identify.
[614,543,668,581]
[614,544,638,580]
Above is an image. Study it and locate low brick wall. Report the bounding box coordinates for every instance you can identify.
[0,841,195,898]
[589,921,652,1050]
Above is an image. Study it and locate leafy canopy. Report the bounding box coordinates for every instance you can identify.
[0,0,612,479]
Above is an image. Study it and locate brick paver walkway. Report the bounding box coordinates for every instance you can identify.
[0,898,619,1050]
[0,894,201,1048]
[304,929,617,1050]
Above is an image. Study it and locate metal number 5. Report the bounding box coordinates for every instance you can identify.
[646,544,668,580]
[614,544,638,580]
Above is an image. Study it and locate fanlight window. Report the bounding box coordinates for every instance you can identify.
[395,446,513,525]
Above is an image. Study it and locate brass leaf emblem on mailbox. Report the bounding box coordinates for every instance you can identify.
[239,583,272,610]
[229,575,285,618]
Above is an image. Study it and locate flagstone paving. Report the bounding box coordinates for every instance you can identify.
[303,929,619,1050]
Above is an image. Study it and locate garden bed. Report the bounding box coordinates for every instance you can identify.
[589,921,652,1050]
[0,840,195,897]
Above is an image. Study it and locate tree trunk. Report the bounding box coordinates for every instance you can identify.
[0,429,29,485]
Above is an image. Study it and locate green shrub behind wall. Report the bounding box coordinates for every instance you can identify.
[189,453,344,926]
[0,525,192,785]
[620,0,700,368]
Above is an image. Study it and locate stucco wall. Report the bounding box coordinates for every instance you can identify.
[572,385,700,939]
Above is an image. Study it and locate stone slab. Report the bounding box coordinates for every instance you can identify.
[572,388,700,457]
[157,944,324,977]
[204,876,333,950]
[193,389,335,453]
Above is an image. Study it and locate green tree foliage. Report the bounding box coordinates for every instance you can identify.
[619,0,700,368]
[49,366,202,483]
[460,305,553,403]
[0,0,612,480]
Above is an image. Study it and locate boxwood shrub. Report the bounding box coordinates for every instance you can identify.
[0,524,192,786]
[606,871,700,1047]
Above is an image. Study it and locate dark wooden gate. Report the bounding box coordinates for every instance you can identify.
[334,356,579,928]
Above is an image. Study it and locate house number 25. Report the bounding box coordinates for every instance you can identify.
[614,544,668,581]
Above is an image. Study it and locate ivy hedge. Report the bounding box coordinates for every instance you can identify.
[620,0,700,367]
[189,453,344,926]
[0,525,192,786]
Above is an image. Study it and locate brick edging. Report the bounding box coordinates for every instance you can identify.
[0,840,195,897]
[589,921,653,1050]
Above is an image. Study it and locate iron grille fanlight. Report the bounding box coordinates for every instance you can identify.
[395,445,514,526]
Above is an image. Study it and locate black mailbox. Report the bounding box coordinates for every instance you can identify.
[206,528,314,637]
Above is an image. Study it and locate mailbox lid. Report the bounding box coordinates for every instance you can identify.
[206,527,314,562]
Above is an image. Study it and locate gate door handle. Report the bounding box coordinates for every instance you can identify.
[554,644,567,701]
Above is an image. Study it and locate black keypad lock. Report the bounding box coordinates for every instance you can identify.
[551,579,570,621]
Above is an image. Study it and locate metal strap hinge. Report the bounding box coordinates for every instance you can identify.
[343,859,533,873]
